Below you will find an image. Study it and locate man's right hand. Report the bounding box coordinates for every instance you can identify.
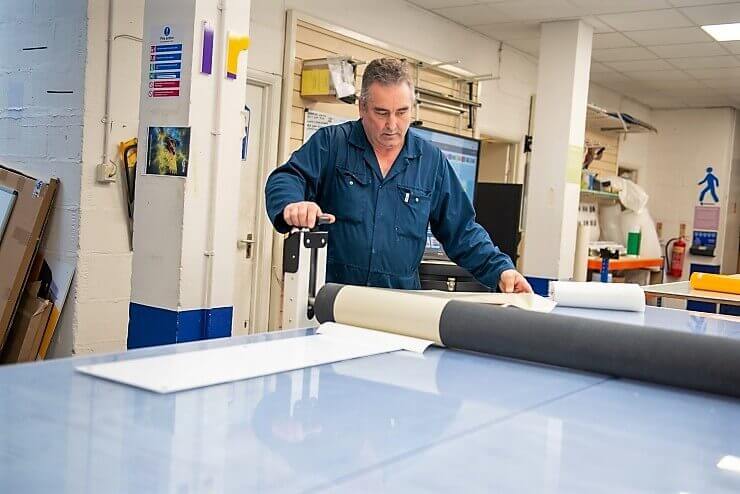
[283,202,336,229]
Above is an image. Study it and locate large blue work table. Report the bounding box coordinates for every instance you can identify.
[1,306,739,493]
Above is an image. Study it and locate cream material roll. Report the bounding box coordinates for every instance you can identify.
[573,223,589,282]
[333,286,448,344]
[551,281,646,312]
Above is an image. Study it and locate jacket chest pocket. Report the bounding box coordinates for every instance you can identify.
[394,184,432,240]
[330,166,370,223]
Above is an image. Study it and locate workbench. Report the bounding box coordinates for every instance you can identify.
[1,306,739,493]
[587,256,663,284]
[644,280,740,313]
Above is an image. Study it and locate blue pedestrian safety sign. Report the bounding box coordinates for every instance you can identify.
[698,166,719,204]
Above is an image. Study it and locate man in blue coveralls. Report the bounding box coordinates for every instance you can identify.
[265,58,531,293]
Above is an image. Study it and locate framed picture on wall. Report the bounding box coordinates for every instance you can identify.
[146,126,191,177]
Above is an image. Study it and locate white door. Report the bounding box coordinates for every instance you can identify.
[233,81,266,335]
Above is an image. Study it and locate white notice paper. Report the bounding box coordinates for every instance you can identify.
[77,324,432,394]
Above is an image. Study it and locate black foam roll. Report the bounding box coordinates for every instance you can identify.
[314,284,740,398]
[440,300,740,398]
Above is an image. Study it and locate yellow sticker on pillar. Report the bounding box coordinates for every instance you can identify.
[226,32,250,79]
[566,144,583,185]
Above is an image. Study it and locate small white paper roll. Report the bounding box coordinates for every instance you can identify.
[551,281,646,312]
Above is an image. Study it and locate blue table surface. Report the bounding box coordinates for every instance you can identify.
[1,306,739,493]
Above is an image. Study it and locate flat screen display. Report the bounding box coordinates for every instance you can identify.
[409,127,481,259]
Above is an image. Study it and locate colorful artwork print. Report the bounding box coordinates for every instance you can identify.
[146,126,191,177]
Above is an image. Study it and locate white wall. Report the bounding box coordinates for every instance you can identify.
[646,108,736,280]
[70,0,145,354]
[0,0,88,356]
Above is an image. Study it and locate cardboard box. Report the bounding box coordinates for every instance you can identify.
[300,57,357,104]
[0,165,58,352]
[1,282,52,363]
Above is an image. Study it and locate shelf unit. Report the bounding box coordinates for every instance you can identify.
[579,189,620,202]
[587,104,657,135]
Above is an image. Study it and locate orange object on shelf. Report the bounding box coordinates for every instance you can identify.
[587,257,663,272]
[690,273,740,295]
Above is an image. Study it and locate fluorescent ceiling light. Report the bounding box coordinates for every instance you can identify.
[717,455,740,474]
[702,23,740,42]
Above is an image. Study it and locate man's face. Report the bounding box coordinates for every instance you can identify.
[359,82,413,151]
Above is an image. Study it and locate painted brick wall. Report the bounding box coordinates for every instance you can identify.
[1,0,144,356]
[72,0,145,354]
[0,0,88,356]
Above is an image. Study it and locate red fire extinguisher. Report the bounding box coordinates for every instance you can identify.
[668,236,686,278]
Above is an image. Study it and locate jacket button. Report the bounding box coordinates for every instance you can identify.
[349,180,354,185]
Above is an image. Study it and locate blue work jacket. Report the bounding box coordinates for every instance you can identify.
[265,119,515,290]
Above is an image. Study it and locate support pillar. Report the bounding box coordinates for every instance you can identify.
[522,20,593,293]
[128,0,250,348]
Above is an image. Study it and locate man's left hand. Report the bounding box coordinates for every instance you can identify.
[498,269,533,294]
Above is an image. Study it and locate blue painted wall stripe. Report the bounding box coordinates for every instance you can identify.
[128,304,233,349]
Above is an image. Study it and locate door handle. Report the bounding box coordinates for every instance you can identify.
[238,234,255,259]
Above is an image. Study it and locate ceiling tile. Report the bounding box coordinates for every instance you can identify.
[717,86,740,97]
[702,77,740,88]
[593,32,638,49]
[568,0,672,15]
[648,42,727,57]
[581,16,615,33]
[605,59,675,71]
[592,46,658,61]
[505,38,540,55]
[686,66,740,78]
[625,69,693,80]
[643,79,706,89]
[680,3,740,25]
[668,55,740,69]
[590,62,614,73]
[596,9,693,31]
[433,4,511,25]
[681,95,734,107]
[667,0,736,6]
[721,41,740,54]
[626,91,685,109]
[624,27,714,45]
[486,0,581,22]
[473,22,541,40]
[589,71,635,84]
[408,0,489,9]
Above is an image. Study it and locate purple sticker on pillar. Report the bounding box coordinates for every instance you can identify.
[201,22,214,75]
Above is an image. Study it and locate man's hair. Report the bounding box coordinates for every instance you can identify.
[360,58,416,105]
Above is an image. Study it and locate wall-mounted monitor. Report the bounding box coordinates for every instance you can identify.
[409,126,481,260]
